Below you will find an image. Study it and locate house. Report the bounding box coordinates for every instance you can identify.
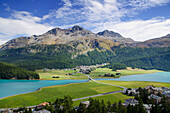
[104,73,110,77]
[162,91,170,98]
[43,68,50,72]
[145,86,163,94]
[148,94,161,104]
[145,85,154,90]
[66,73,75,75]
[143,104,152,113]
[0,109,13,113]
[152,87,163,94]
[124,89,139,96]
[36,102,49,110]
[116,73,121,75]
[123,98,139,106]
[33,109,51,113]
[80,101,90,108]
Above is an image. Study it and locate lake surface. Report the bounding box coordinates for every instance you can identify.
[96,72,170,83]
[0,79,88,99]
[0,72,170,99]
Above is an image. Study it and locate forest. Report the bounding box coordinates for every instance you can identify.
[0,44,169,71]
[0,61,39,79]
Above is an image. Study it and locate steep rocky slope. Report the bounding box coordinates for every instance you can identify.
[0,25,134,51]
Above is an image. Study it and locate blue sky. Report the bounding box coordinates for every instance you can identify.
[0,0,170,44]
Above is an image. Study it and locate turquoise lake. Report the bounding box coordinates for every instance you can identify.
[0,79,88,99]
[0,72,170,99]
[96,72,170,82]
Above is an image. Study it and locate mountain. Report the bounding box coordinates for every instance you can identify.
[0,25,135,51]
[97,30,134,43]
[129,34,170,47]
[0,25,170,71]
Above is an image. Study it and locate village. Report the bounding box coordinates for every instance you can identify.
[122,85,170,113]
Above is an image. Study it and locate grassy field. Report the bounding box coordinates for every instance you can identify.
[37,67,160,80]
[0,80,169,108]
[97,81,170,88]
[73,93,133,106]
[73,81,170,106]
[0,81,122,108]
[89,67,161,78]
[37,69,88,80]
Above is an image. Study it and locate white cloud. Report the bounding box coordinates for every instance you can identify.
[90,18,170,41]
[0,0,170,45]
[11,11,42,23]
[45,0,170,25]
[0,34,10,45]
[0,11,54,45]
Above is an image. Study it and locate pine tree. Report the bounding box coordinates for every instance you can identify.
[101,100,107,113]
[107,101,111,112]
[78,103,86,113]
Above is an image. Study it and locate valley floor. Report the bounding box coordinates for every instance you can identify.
[0,80,169,108]
[0,68,167,108]
[37,67,161,80]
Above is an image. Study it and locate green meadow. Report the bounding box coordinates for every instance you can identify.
[89,67,160,78]
[97,81,170,88]
[0,80,169,108]
[0,81,122,108]
[73,93,133,106]
[37,69,88,80]
[37,67,160,80]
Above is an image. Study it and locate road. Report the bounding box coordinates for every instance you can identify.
[72,90,123,101]
[0,73,127,111]
[83,73,126,89]
[72,73,127,101]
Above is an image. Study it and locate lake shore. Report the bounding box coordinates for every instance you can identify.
[0,80,169,108]
[38,67,162,80]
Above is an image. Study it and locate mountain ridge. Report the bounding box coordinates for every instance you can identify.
[0,25,170,51]
[0,25,134,50]
[131,34,170,47]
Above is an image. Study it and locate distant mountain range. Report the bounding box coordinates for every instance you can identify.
[0,25,135,51]
[1,25,170,51]
[0,25,169,71]
[129,34,170,48]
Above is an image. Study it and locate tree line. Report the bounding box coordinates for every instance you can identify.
[0,61,39,79]
[16,95,169,113]
[0,44,169,71]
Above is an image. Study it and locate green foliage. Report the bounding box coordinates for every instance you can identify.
[110,63,127,71]
[0,61,39,79]
[78,102,86,113]
[0,44,170,71]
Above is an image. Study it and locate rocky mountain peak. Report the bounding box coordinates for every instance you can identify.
[70,25,84,32]
[97,30,123,38]
[46,27,62,35]
[0,25,137,50]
